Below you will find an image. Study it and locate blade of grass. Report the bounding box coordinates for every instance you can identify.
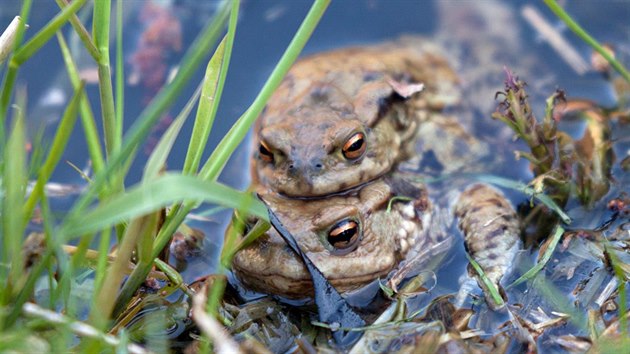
[59,173,267,238]
[153,259,193,296]
[544,0,630,84]
[220,219,269,267]
[0,0,32,146]
[183,0,238,176]
[115,0,124,142]
[57,236,89,319]
[182,35,229,175]
[466,252,505,308]
[12,0,87,65]
[26,127,47,178]
[469,174,571,224]
[93,0,119,158]
[507,224,565,289]
[54,0,99,61]
[158,0,239,257]
[143,84,202,181]
[93,228,111,291]
[4,193,57,328]
[22,81,84,226]
[202,188,262,351]
[59,245,169,281]
[57,33,105,174]
[526,263,587,328]
[604,242,628,338]
[200,0,331,181]
[90,212,158,329]
[62,0,231,224]
[1,91,27,317]
[4,251,55,329]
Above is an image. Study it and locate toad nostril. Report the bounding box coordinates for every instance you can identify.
[315,163,323,169]
[288,164,295,170]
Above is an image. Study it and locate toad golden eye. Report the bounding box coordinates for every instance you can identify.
[327,219,361,252]
[259,140,274,163]
[342,132,366,160]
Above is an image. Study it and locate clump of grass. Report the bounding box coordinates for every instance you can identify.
[493,3,629,345]
[493,69,613,210]
[0,0,330,351]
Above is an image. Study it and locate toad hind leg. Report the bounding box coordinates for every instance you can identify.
[455,184,521,310]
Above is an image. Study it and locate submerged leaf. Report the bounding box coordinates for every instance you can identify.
[265,203,365,347]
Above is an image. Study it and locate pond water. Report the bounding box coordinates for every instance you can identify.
[2,0,630,352]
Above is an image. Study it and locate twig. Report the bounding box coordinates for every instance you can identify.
[521,5,588,75]
[191,287,243,354]
[22,302,152,354]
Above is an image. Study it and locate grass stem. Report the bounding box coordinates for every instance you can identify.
[544,0,630,84]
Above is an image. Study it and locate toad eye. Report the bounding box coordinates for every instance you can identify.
[258,140,274,163]
[327,219,361,254]
[342,132,366,160]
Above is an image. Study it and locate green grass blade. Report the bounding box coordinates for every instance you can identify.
[93,0,119,159]
[115,0,124,142]
[4,193,56,329]
[529,269,588,328]
[471,174,571,224]
[57,33,105,174]
[466,252,504,307]
[92,0,111,51]
[93,228,111,294]
[12,0,87,65]
[604,242,628,338]
[183,0,239,175]
[1,93,27,313]
[22,82,84,224]
[182,36,228,175]
[143,84,202,181]
[544,0,630,84]
[220,219,269,267]
[0,0,32,146]
[62,1,231,223]
[54,0,99,61]
[59,174,267,239]
[199,0,331,181]
[507,225,564,289]
[91,212,158,329]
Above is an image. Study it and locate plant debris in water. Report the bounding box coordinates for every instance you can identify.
[264,202,366,348]
[493,68,613,210]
